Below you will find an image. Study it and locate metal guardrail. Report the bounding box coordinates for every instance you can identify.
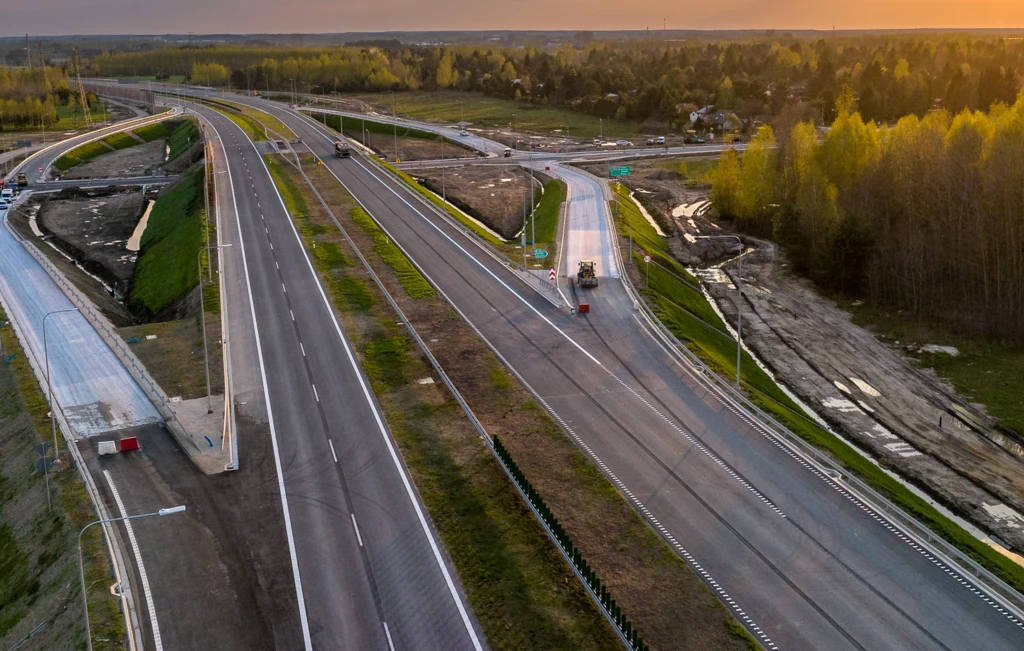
[602,192,1024,619]
[3,212,200,453]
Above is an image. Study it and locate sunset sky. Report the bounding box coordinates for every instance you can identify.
[3,0,1024,37]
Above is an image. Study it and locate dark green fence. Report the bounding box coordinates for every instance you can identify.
[493,435,648,651]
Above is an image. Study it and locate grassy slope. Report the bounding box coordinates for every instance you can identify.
[165,119,199,161]
[530,179,566,245]
[132,121,173,142]
[355,91,638,138]
[53,139,114,172]
[103,131,139,150]
[0,309,123,649]
[610,187,1024,595]
[127,167,204,319]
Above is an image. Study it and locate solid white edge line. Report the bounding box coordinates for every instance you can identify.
[103,470,163,651]
[351,514,364,547]
[247,133,484,651]
[206,110,314,650]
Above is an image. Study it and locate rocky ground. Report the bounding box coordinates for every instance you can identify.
[700,242,1024,552]
[32,186,153,295]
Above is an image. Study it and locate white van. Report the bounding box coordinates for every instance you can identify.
[0,188,13,201]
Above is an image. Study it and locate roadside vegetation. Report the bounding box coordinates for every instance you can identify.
[0,307,123,650]
[205,98,295,139]
[610,184,1024,596]
[264,152,755,650]
[530,179,566,246]
[0,66,104,133]
[52,117,197,173]
[127,166,205,319]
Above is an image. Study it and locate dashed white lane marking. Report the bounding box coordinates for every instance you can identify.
[312,384,320,403]
[528,396,781,649]
[383,622,396,651]
[300,342,306,357]
[103,470,165,651]
[672,334,1024,631]
[275,261,279,270]
[351,514,363,546]
[329,439,338,463]
[289,309,294,321]
[283,283,288,294]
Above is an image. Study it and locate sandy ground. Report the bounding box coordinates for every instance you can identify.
[701,242,1024,551]
[33,187,149,292]
[62,139,168,180]
[413,165,539,239]
[343,130,477,162]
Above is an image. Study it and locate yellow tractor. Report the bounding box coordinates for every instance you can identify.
[577,260,598,288]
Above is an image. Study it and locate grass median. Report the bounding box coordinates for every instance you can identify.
[610,184,1024,595]
[268,151,755,650]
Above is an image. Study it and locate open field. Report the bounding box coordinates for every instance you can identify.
[281,152,755,650]
[414,165,535,239]
[351,91,639,138]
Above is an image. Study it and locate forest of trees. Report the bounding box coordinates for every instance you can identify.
[712,89,1024,343]
[87,35,1023,127]
[0,67,70,130]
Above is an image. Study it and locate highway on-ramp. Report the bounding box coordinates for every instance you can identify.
[231,97,1024,651]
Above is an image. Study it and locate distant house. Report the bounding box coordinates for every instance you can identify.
[689,105,714,124]
[709,109,742,132]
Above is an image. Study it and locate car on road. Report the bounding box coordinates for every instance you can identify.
[459,130,469,137]
[615,139,633,147]
[503,147,513,157]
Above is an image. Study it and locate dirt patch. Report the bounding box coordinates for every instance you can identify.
[33,187,151,291]
[346,130,476,162]
[62,139,167,179]
[701,242,1024,553]
[414,165,538,239]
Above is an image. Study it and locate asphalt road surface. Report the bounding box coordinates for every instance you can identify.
[238,100,1024,651]
[183,102,484,651]
[0,205,160,436]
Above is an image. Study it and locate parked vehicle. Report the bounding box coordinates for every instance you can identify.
[656,136,666,144]
[16,172,28,187]
[577,260,599,288]
[593,138,602,146]
[615,139,633,147]
[0,188,13,201]
[646,138,655,145]
[684,135,706,144]
[334,140,351,158]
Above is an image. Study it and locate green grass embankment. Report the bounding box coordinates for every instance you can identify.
[52,139,114,172]
[530,179,565,245]
[165,119,199,161]
[127,166,205,319]
[316,112,437,140]
[610,185,1024,595]
[132,121,173,142]
[103,131,139,150]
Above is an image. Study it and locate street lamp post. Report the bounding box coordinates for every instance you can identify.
[43,308,80,465]
[198,244,232,414]
[77,505,186,651]
[698,235,744,388]
[391,90,398,161]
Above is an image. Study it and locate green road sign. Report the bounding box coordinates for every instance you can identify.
[609,166,631,177]
[534,249,548,258]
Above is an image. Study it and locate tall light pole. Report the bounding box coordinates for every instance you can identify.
[43,308,80,462]
[698,235,744,388]
[78,505,186,651]
[198,244,232,414]
[391,90,398,161]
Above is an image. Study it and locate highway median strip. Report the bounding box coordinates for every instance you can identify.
[272,150,757,651]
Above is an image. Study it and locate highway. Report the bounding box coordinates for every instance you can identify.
[228,96,1024,650]
[179,101,484,650]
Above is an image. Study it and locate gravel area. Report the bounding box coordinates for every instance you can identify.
[414,164,538,239]
[62,139,168,179]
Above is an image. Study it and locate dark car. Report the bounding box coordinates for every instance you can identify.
[684,135,706,144]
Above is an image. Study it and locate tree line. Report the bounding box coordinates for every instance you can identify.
[712,89,1024,343]
[87,35,1022,127]
[0,67,79,130]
